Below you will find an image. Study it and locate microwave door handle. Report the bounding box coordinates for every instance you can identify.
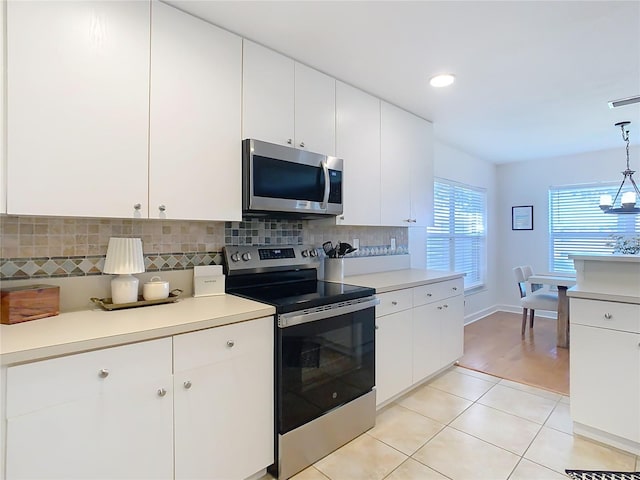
[321,160,330,210]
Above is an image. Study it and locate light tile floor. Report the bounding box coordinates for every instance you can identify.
[271,366,640,480]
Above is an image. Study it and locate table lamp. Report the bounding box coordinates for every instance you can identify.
[103,237,145,304]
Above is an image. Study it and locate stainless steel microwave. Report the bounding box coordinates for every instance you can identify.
[242,139,344,218]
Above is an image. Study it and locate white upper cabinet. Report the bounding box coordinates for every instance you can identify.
[294,63,336,155]
[7,0,151,218]
[149,1,242,221]
[242,40,295,147]
[380,102,434,227]
[335,82,381,225]
[242,40,336,155]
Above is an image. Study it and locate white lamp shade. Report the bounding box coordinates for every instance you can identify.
[103,238,145,274]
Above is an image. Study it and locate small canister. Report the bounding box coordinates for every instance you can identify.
[143,276,170,301]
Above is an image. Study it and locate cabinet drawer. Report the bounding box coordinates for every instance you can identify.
[376,289,413,317]
[413,278,463,307]
[173,316,273,372]
[7,337,172,419]
[571,298,640,334]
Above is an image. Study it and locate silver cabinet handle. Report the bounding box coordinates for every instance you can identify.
[375,325,379,330]
[158,204,166,212]
[452,287,458,291]
[426,293,432,297]
[604,313,613,320]
[287,138,292,145]
[340,216,345,220]
[183,381,192,389]
[98,369,109,378]
[404,219,412,223]
[227,340,235,348]
[299,141,305,148]
[443,304,449,308]
[391,301,398,306]
[133,203,141,210]
[157,388,167,397]
[437,306,443,310]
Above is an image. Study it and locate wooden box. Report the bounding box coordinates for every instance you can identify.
[1,284,60,324]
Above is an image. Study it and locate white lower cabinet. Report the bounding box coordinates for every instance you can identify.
[5,338,174,479]
[570,298,640,451]
[4,317,274,480]
[173,317,274,480]
[374,277,464,406]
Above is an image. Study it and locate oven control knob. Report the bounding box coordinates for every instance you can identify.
[309,249,318,257]
[301,249,309,257]
[230,252,240,262]
[241,252,251,261]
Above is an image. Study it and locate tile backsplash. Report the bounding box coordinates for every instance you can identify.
[0,215,407,280]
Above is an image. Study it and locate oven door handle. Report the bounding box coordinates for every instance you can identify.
[278,296,379,328]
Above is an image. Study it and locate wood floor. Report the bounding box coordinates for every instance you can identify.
[458,311,570,395]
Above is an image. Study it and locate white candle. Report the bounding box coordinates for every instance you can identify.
[621,191,637,206]
[599,194,612,206]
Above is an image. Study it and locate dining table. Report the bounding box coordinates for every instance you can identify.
[527,274,577,348]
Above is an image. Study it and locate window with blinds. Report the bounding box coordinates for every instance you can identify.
[549,183,639,272]
[427,179,486,290]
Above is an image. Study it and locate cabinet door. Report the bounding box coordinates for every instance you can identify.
[409,118,434,227]
[294,63,336,155]
[242,40,294,146]
[7,0,150,218]
[335,82,381,225]
[149,1,242,221]
[412,303,441,382]
[6,338,173,479]
[570,324,640,443]
[173,317,274,480]
[380,102,413,226]
[439,295,465,366]
[376,309,413,405]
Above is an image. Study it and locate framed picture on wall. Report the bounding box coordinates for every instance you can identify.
[512,205,533,230]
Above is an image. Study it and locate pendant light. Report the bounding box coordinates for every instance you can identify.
[599,121,640,214]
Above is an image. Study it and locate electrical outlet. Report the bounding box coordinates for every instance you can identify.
[390,238,396,250]
[353,238,359,249]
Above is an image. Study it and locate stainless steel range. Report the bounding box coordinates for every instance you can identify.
[223,245,377,479]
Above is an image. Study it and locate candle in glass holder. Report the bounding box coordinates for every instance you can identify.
[621,191,637,206]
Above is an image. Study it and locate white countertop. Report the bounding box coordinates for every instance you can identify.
[1,294,275,366]
[344,269,464,293]
[569,253,640,263]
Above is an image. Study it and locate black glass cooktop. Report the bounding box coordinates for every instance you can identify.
[227,275,375,314]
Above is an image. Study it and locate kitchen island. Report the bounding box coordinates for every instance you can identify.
[567,254,640,456]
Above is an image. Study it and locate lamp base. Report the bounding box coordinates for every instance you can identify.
[111,274,140,304]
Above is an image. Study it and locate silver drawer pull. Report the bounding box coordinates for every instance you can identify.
[604,313,613,320]
[443,304,449,308]
[227,340,235,348]
[98,369,109,378]
[426,293,432,297]
[391,301,398,306]
[157,388,167,397]
[452,287,458,291]
[375,325,379,330]
[183,381,192,389]
[437,306,443,310]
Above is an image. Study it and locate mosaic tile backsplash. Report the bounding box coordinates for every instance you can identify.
[0,216,408,280]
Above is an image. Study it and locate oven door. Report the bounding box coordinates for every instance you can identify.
[276,297,377,434]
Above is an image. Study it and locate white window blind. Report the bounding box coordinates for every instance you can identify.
[549,183,639,272]
[427,179,486,290]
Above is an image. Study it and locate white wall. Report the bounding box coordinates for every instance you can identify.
[432,141,498,323]
[496,145,640,310]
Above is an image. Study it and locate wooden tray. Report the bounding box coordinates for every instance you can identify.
[91,289,183,311]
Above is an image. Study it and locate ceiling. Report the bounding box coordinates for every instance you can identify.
[168,0,640,164]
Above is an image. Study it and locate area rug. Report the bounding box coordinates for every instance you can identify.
[565,470,640,480]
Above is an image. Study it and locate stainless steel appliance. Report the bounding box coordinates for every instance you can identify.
[242,139,344,218]
[224,245,376,479]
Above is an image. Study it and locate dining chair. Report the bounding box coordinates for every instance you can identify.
[513,266,559,335]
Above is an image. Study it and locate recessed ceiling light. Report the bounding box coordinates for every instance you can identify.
[429,73,456,88]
